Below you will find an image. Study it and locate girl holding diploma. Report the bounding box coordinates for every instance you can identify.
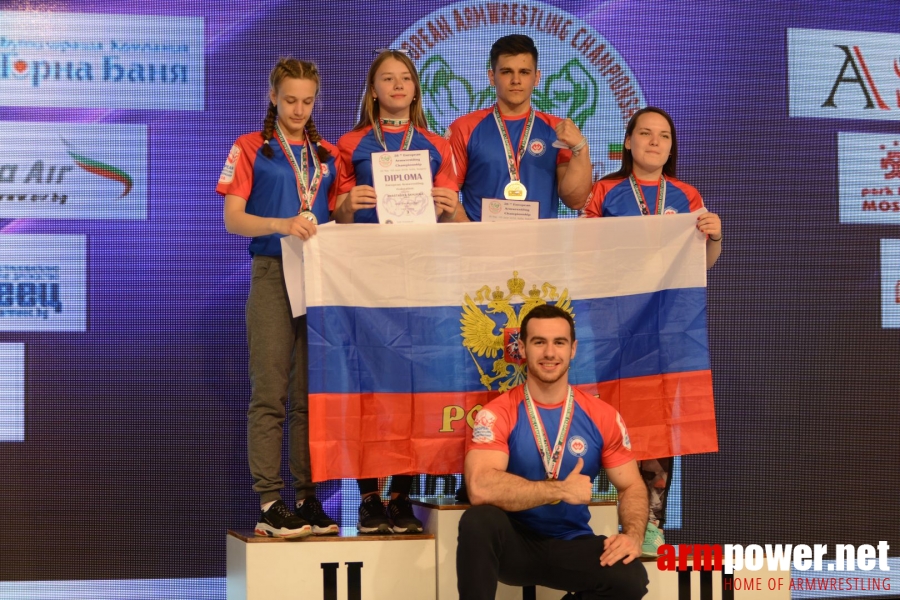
[218,58,340,538]
[334,50,460,534]
[334,50,462,225]
[584,106,722,555]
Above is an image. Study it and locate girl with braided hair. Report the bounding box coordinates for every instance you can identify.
[217,57,339,538]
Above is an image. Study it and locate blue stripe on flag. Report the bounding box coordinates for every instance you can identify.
[307,288,708,394]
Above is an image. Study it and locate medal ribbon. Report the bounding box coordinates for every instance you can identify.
[523,384,576,480]
[372,119,415,152]
[273,121,322,213]
[492,105,535,184]
[628,174,666,216]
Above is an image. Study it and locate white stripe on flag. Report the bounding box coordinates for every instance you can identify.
[284,215,706,311]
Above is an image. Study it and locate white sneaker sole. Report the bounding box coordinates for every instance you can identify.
[311,524,340,535]
[255,523,312,539]
[357,522,392,534]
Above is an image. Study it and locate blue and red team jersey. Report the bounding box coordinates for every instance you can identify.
[216,132,339,256]
[467,385,635,540]
[584,176,704,218]
[336,125,458,224]
[447,107,572,221]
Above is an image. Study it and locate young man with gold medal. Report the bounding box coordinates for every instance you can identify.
[447,35,593,221]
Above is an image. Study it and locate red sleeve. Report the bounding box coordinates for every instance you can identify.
[447,110,486,188]
[216,133,261,200]
[465,388,522,455]
[429,132,459,192]
[583,179,617,218]
[669,178,706,212]
[336,129,365,196]
[318,139,341,212]
[574,389,634,469]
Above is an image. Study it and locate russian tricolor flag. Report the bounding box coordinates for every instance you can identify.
[284,215,717,481]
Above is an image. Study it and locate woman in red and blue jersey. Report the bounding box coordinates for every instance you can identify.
[217,58,339,539]
[334,50,462,534]
[585,106,722,556]
[333,50,463,225]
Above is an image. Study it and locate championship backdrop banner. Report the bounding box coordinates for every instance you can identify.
[286,215,716,481]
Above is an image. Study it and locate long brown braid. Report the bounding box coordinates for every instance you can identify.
[261,58,330,163]
[304,116,330,162]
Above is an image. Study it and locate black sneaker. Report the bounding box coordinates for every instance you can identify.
[255,499,311,538]
[357,494,391,534]
[296,496,339,535]
[387,495,423,533]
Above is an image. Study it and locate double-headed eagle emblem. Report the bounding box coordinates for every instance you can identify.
[460,271,574,392]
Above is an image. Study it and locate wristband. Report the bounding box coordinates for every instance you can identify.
[709,235,722,242]
[570,137,588,156]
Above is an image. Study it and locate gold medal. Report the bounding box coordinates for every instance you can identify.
[503,180,527,200]
[299,210,318,224]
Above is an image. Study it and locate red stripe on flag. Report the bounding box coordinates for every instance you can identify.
[309,371,716,481]
[575,370,717,460]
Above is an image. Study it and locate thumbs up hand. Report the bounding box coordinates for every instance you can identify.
[560,457,592,505]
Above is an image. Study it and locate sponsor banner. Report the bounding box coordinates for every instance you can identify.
[788,28,900,121]
[838,132,900,224]
[0,122,147,219]
[0,343,24,442]
[287,216,716,480]
[390,0,645,177]
[0,11,203,110]
[0,235,86,332]
[883,239,900,329]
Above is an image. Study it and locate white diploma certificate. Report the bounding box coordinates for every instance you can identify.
[481,197,539,222]
[372,149,436,225]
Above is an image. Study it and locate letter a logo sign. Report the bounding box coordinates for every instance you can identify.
[821,45,890,110]
[788,28,900,122]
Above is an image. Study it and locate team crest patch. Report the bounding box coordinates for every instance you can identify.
[568,435,587,457]
[219,144,240,184]
[616,412,632,451]
[664,207,678,215]
[528,139,546,157]
[321,163,330,177]
[472,408,497,443]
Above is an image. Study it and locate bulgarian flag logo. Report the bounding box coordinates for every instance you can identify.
[608,143,623,161]
[63,139,133,198]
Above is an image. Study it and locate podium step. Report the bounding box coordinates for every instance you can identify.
[226,528,436,600]
[227,502,792,600]
[644,556,790,600]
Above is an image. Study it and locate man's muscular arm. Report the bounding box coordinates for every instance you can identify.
[554,118,592,210]
[465,449,592,512]
[599,459,648,566]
